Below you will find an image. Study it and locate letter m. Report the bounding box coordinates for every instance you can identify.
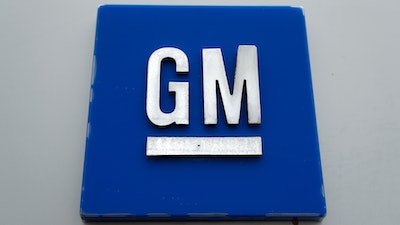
[202,45,261,125]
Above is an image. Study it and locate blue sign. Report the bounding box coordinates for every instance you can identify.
[81,5,326,221]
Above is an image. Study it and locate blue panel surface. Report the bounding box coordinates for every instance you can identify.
[80,5,326,221]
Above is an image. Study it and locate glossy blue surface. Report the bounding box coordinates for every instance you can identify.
[80,5,326,221]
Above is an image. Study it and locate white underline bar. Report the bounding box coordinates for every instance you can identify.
[146,136,262,156]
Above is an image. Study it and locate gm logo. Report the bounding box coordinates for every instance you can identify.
[81,5,326,221]
[146,45,262,156]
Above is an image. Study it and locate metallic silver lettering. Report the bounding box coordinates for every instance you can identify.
[202,45,261,124]
[146,47,189,126]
